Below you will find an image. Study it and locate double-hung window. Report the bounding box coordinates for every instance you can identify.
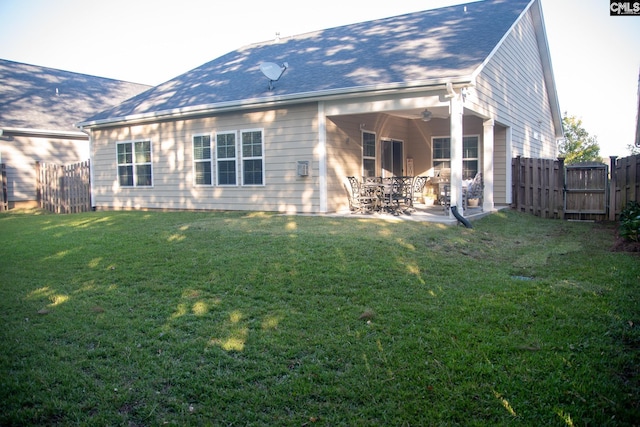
[117,140,152,187]
[362,131,376,177]
[432,136,479,180]
[216,132,237,185]
[241,130,264,185]
[193,135,213,186]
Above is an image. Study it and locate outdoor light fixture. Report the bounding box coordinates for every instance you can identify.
[421,109,433,122]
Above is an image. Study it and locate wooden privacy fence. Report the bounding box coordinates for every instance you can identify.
[564,162,608,221]
[512,154,640,221]
[511,156,565,219]
[36,160,91,214]
[610,154,640,220]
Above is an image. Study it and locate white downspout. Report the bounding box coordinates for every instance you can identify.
[78,125,95,210]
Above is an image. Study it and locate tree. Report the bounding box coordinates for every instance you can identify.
[558,113,603,164]
[626,143,640,156]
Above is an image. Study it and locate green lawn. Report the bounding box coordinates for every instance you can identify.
[0,209,638,426]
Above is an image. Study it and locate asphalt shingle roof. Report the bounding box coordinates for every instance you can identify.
[0,59,151,133]
[83,0,531,124]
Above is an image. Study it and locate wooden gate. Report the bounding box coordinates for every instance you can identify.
[36,160,91,214]
[563,163,608,221]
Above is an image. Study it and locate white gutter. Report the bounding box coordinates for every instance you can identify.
[76,76,475,129]
[1,126,87,139]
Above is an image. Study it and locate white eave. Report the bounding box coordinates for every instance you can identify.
[0,126,88,139]
[76,76,476,130]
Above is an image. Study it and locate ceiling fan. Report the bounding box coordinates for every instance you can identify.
[420,107,449,121]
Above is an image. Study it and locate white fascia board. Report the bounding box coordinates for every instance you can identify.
[471,0,535,81]
[1,126,87,139]
[76,77,475,129]
[529,0,563,138]
[471,0,563,139]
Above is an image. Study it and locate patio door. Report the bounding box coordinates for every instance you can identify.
[382,139,403,177]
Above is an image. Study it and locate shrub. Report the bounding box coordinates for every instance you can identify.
[619,200,640,242]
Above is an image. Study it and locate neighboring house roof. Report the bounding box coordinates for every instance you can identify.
[81,0,544,127]
[0,59,151,136]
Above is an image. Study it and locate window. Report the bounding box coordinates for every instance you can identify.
[462,136,479,179]
[216,132,237,185]
[362,131,376,177]
[432,136,479,180]
[241,130,264,185]
[193,135,212,185]
[117,140,152,187]
[432,137,450,172]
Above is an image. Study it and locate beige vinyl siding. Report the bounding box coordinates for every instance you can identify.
[325,115,371,212]
[1,134,88,205]
[492,128,509,205]
[325,113,414,212]
[91,104,321,213]
[473,8,557,160]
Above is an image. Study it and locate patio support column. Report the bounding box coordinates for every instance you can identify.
[449,91,464,218]
[317,102,328,213]
[483,119,495,211]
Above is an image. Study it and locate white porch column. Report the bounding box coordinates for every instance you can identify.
[482,119,495,211]
[449,93,464,217]
[317,102,328,213]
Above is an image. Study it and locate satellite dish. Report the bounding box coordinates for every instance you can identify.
[260,61,288,90]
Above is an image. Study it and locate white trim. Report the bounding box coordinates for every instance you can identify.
[318,102,327,213]
[240,128,265,187]
[214,130,239,187]
[77,78,474,129]
[505,127,513,205]
[483,119,495,211]
[471,0,534,81]
[116,139,154,188]
[1,126,87,139]
[361,130,377,177]
[431,135,480,179]
[380,138,405,178]
[192,133,214,187]
[449,94,464,217]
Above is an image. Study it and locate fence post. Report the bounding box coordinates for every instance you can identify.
[609,156,618,221]
[511,156,517,209]
[0,163,7,211]
[557,157,565,219]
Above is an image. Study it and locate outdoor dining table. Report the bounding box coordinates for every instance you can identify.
[361,179,402,213]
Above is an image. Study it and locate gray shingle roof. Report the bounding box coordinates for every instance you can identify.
[0,59,151,133]
[83,0,531,125]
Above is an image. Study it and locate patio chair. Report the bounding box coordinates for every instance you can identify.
[378,177,404,213]
[393,176,418,212]
[409,176,428,207]
[440,184,451,213]
[347,176,378,213]
[462,172,483,210]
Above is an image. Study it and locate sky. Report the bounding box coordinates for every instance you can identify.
[0,0,638,158]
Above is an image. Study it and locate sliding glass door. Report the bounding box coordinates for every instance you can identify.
[381,139,403,177]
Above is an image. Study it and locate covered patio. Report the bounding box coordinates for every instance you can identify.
[326,84,509,221]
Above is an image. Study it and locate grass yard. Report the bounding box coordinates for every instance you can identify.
[0,209,638,426]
